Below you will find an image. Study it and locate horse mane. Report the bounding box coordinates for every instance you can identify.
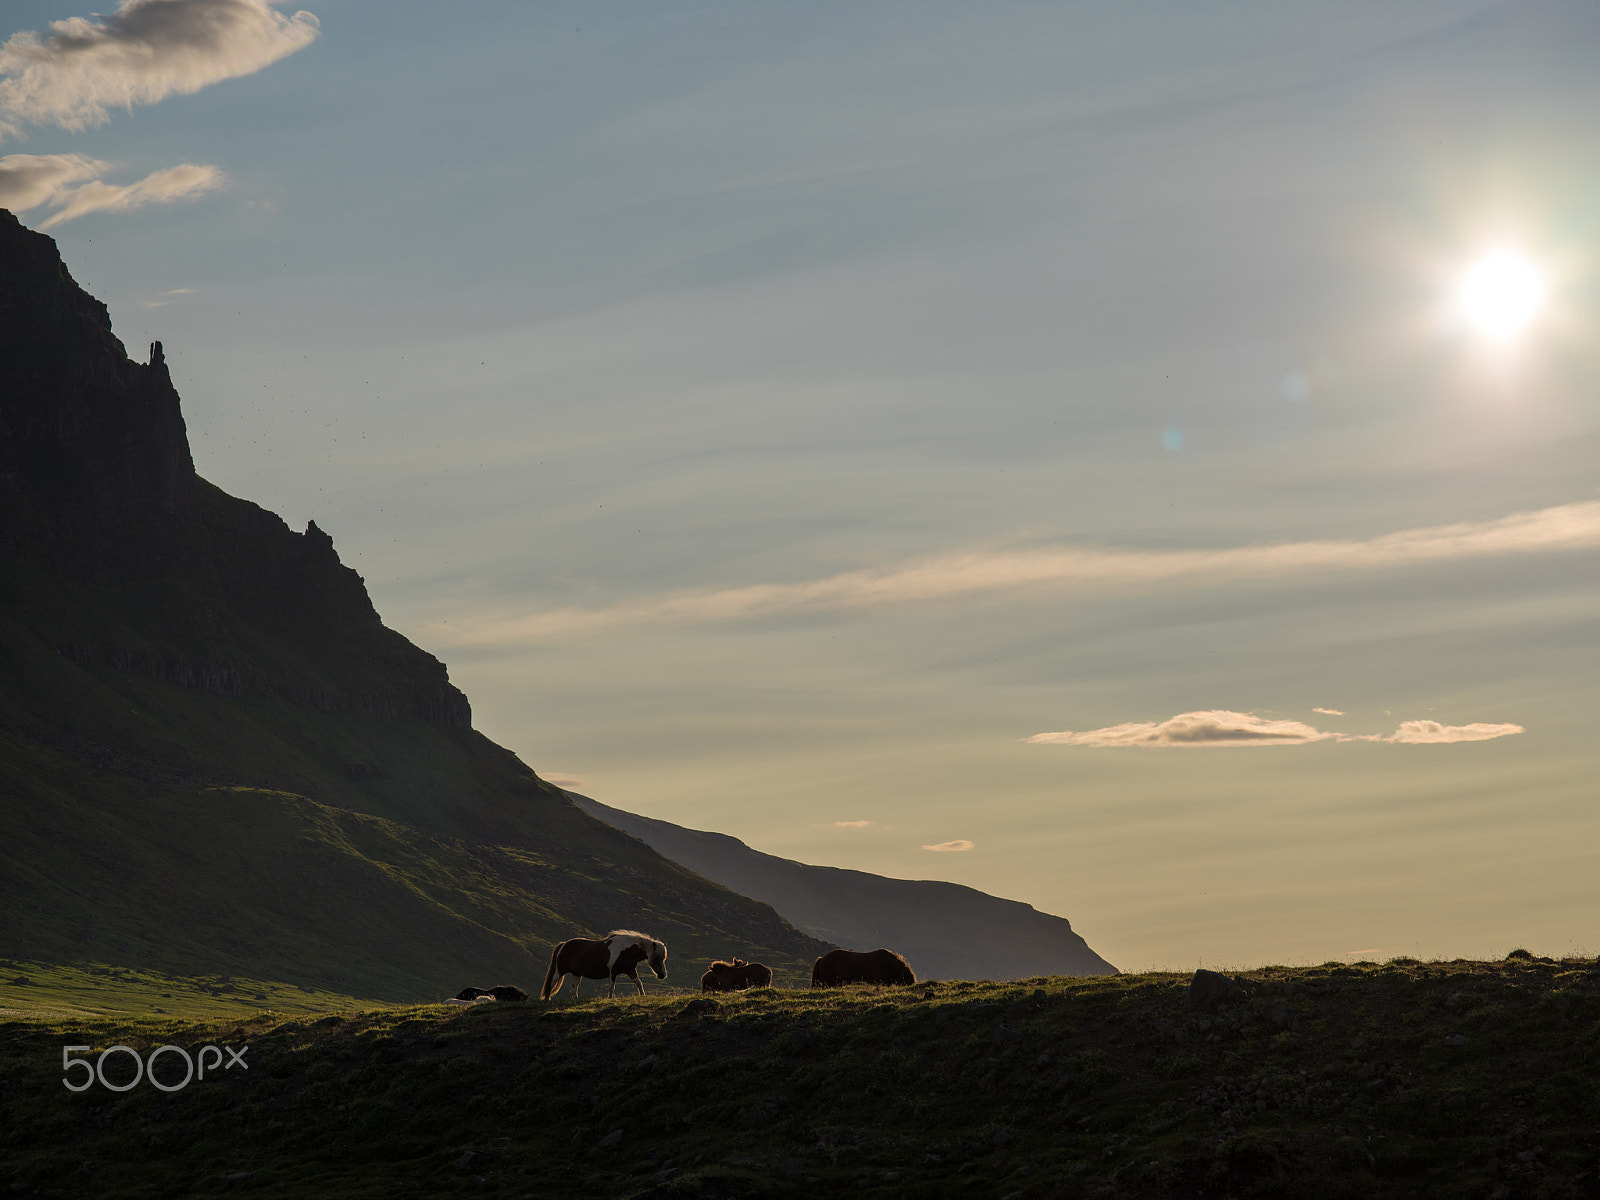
[605,929,655,944]
[708,959,736,970]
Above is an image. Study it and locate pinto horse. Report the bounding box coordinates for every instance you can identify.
[540,930,668,1000]
[700,958,773,992]
[810,947,916,988]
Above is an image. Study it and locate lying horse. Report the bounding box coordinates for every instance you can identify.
[810,947,916,988]
[541,930,668,1000]
[700,958,773,992]
[455,985,529,1002]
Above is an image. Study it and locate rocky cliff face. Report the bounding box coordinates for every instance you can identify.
[0,212,192,559]
[0,208,469,728]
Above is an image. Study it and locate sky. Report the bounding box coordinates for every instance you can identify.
[4,0,1598,972]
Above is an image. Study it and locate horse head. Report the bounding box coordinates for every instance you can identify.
[648,939,668,980]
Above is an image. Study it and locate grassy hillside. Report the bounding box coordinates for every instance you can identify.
[3,954,1596,1198]
[0,630,831,996]
[0,631,830,997]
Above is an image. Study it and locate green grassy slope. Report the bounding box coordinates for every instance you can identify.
[0,594,831,997]
[2,955,1596,1199]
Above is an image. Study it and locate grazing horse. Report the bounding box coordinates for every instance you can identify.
[540,930,668,1000]
[810,948,916,988]
[700,959,773,992]
[455,985,529,1002]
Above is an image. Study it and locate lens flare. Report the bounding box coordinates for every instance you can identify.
[1454,250,1545,341]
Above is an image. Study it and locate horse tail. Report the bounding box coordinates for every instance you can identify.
[541,941,566,1000]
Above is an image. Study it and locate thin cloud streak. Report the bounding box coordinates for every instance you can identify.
[1,153,226,226]
[1029,710,1333,748]
[0,0,320,141]
[36,162,225,227]
[1027,710,1525,748]
[430,500,1600,646]
[1383,720,1524,745]
[922,840,974,852]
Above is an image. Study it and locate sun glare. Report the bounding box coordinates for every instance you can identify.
[1454,250,1546,341]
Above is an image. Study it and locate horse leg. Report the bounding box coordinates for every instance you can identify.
[633,973,645,996]
[608,974,618,999]
[572,975,581,1000]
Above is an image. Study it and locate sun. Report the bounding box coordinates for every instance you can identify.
[1453,249,1546,341]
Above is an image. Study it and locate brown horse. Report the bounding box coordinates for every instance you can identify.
[700,959,773,992]
[810,948,915,988]
[540,930,668,1000]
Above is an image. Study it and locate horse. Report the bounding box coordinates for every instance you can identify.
[700,958,773,992]
[810,948,916,988]
[455,985,528,1002]
[540,930,668,1000]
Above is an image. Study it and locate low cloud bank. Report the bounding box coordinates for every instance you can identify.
[1027,710,1524,748]
[0,0,320,141]
[1,153,226,227]
[429,500,1600,646]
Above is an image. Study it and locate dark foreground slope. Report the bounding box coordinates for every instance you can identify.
[2,954,1596,1199]
[572,793,1116,981]
[0,209,829,996]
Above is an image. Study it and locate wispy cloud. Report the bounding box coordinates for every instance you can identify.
[0,0,320,142]
[833,820,872,829]
[1,153,226,226]
[427,500,1600,646]
[1028,710,1335,748]
[1027,710,1525,748]
[922,840,974,852]
[1382,720,1524,745]
[38,162,225,228]
[542,773,585,790]
[1312,707,1345,716]
[140,286,199,307]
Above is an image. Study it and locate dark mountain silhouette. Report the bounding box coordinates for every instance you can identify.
[0,208,831,998]
[570,793,1118,981]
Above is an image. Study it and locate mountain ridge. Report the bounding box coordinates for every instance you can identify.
[570,791,1118,981]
